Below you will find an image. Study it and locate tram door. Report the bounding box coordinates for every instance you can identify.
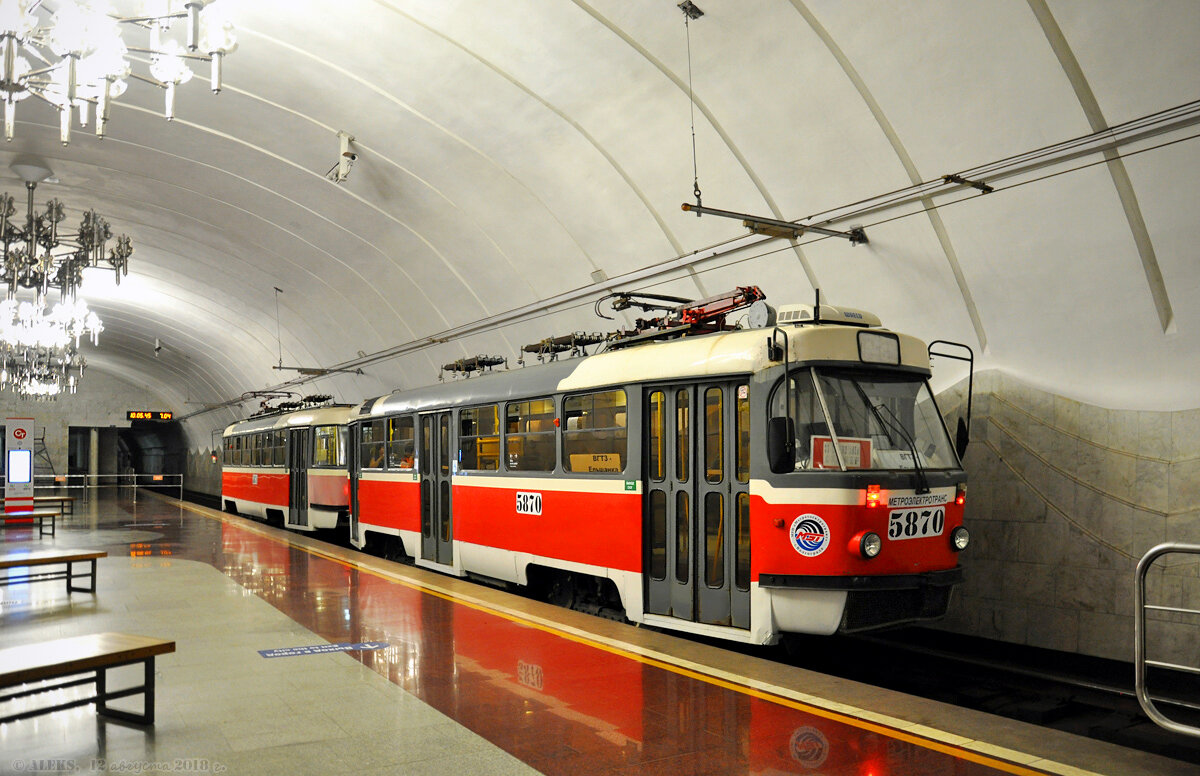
[288,427,310,528]
[644,383,750,628]
[348,423,361,545]
[419,412,454,565]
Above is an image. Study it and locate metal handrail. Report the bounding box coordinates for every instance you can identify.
[3,473,186,504]
[1135,542,1200,738]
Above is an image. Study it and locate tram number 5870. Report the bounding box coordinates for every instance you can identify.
[887,508,945,540]
[516,492,543,516]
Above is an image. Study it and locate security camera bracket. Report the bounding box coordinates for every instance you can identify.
[335,131,356,182]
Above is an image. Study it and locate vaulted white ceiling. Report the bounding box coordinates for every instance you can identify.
[3,0,1198,446]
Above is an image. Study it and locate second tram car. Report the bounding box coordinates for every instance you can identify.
[346,303,971,644]
[221,405,352,531]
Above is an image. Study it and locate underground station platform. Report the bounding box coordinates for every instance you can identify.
[0,494,1191,776]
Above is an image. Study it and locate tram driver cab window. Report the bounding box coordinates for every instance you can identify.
[769,371,823,470]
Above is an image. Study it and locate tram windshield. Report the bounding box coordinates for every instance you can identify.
[770,367,957,471]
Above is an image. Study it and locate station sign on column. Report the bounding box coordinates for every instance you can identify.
[5,417,35,512]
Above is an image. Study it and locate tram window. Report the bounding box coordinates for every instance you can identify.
[253,433,264,466]
[274,430,286,466]
[420,417,433,475]
[675,389,690,483]
[233,436,244,466]
[705,492,724,588]
[735,385,749,483]
[649,490,666,581]
[439,415,451,476]
[735,492,750,591]
[675,491,690,584]
[312,425,342,468]
[388,416,415,470]
[648,391,665,481]
[563,390,627,473]
[768,370,822,469]
[459,405,500,471]
[704,387,722,484]
[361,419,386,469]
[506,398,556,472]
[223,438,232,465]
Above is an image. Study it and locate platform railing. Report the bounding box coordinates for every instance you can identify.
[24,473,185,503]
[1135,542,1200,738]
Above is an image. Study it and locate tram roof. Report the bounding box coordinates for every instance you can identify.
[355,324,932,418]
[223,405,355,436]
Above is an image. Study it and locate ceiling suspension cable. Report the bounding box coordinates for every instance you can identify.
[680,1,705,211]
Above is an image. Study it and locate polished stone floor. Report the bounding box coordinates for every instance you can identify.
[0,493,1191,776]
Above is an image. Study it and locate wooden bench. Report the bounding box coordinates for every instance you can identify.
[0,495,76,517]
[0,549,107,594]
[0,633,175,725]
[0,510,60,537]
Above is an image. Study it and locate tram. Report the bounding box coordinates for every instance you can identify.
[220,403,352,531]
[345,294,972,643]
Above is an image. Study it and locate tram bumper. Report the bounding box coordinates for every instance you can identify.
[760,567,963,635]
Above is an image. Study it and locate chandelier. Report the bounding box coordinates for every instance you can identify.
[0,0,237,144]
[0,296,99,398]
[2,158,131,299]
[0,158,110,400]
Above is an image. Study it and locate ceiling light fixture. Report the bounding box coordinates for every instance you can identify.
[1,158,132,300]
[0,0,238,144]
[0,297,97,399]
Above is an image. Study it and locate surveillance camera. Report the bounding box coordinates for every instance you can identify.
[343,152,357,161]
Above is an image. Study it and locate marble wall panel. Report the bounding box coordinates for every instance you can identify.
[1078,611,1134,662]
[1054,395,1081,438]
[1000,562,1056,605]
[1015,517,1067,565]
[1079,404,1112,448]
[935,370,1200,667]
[1168,459,1200,514]
[1026,605,1079,652]
[1109,411,1140,455]
[1135,458,1169,515]
[1173,409,1200,460]
[1139,410,1173,460]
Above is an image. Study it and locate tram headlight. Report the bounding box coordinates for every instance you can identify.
[850,531,882,559]
[950,526,970,551]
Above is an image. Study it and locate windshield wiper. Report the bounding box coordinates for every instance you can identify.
[875,402,930,495]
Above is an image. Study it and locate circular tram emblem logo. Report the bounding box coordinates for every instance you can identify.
[12,428,26,440]
[789,514,829,557]
[789,725,829,768]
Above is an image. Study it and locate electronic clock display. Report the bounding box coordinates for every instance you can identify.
[127,411,174,421]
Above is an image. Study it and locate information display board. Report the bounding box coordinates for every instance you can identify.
[5,417,35,511]
[127,411,174,421]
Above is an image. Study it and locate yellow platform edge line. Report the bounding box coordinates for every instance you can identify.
[177,500,1079,776]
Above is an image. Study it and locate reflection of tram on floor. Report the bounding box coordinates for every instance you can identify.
[341,289,973,644]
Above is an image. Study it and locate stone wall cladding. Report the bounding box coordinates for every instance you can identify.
[2,371,168,476]
[934,371,1200,666]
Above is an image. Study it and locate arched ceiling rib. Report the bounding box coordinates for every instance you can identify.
[2,0,1197,434]
[1028,0,1173,334]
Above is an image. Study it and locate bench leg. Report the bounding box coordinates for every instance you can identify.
[66,558,97,594]
[96,658,156,725]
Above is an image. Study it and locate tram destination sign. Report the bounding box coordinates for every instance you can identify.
[127,411,174,421]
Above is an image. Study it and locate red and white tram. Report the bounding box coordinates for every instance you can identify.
[347,303,971,643]
[221,405,352,531]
